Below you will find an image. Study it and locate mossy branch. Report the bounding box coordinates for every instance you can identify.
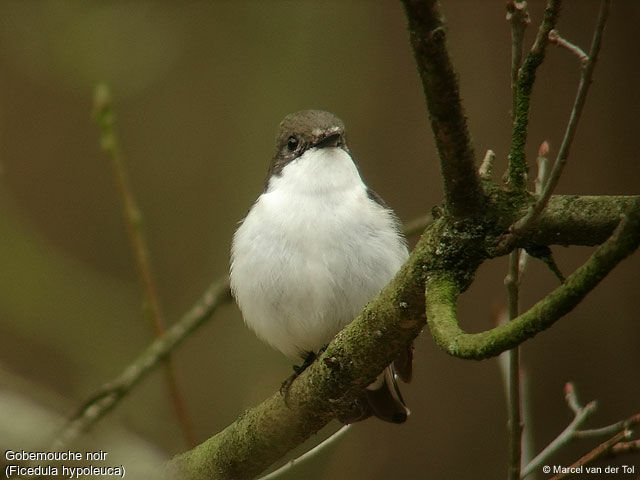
[50,277,232,450]
[503,0,611,252]
[507,0,561,190]
[165,194,639,479]
[400,0,484,218]
[51,192,634,454]
[167,241,429,479]
[426,201,640,360]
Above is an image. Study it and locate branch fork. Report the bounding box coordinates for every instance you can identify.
[522,383,640,479]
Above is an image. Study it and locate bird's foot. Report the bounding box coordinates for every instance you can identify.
[280,350,319,405]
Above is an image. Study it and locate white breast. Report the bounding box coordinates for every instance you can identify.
[230,147,408,358]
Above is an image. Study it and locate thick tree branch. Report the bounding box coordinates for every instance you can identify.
[425,200,640,360]
[167,244,429,479]
[521,194,635,247]
[400,0,484,218]
[48,191,635,458]
[166,194,639,479]
[46,192,634,457]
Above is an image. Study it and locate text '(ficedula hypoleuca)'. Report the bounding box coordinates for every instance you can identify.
[230,110,412,423]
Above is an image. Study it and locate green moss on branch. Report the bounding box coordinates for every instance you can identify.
[426,201,640,359]
[401,0,484,217]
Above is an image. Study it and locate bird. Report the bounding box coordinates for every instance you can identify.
[230,110,411,423]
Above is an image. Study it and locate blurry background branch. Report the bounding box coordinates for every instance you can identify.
[523,383,640,478]
[93,83,196,447]
[50,276,232,450]
[49,209,429,449]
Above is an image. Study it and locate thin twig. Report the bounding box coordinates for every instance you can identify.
[534,141,550,196]
[521,383,597,477]
[503,0,611,249]
[522,386,640,479]
[576,413,640,439]
[611,439,640,456]
[506,250,523,480]
[507,0,561,190]
[564,382,583,414]
[93,84,197,447]
[50,276,232,450]
[257,425,351,480]
[548,430,632,480]
[505,138,550,480]
[478,149,496,181]
[507,1,531,118]
[516,142,550,280]
[403,213,434,237]
[548,30,589,65]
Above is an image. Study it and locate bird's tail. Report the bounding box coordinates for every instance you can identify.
[339,344,413,424]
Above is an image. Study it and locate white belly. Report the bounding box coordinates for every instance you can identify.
[230,148,408,358]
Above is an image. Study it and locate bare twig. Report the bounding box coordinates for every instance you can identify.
[93,84,197,447]
[257,425,351,480]
[521,383,597,477]
[507,0,561,190]
[507,1,531,117]
[503,0,611,249]
[498,357,536,477]
[564,382,583,414]
[50,277,232,450]
[503,149,551,477]
[548,429,634,480]
[534,141,550,196]
[478,149,496,181]
[505,5,533,472]
[403,213,434,237]
[522,385,640,479]
[506,249,523,480]
[548,30,589,65]
[611,439,640,456]
[516,115,550,279]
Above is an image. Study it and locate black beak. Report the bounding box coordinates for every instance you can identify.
[314,132,342,149]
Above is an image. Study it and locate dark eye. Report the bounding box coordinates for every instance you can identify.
[287,136,299,152]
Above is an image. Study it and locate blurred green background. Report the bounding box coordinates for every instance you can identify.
[1,1,638,479]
